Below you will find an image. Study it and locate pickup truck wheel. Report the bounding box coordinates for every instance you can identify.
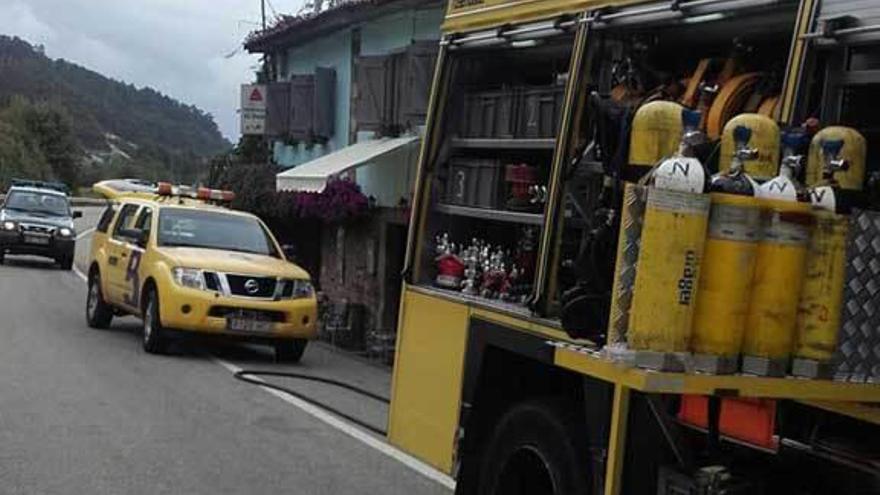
[142,288,168,354]
[275,339,308,363]
[477,399,590,495]
[86,271,113,329]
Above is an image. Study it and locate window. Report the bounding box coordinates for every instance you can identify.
[134,207,153,232]
[157,208,279,258]
[134,206,153,239]
[3,191,70,216]
[96,205,118,233]
[354,43,438,135]
[112,204,141,241]
[264,69,335,141]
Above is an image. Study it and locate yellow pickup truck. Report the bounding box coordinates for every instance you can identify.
[86,180,317,361]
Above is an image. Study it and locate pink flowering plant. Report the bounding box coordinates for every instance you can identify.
[278,178,370,223]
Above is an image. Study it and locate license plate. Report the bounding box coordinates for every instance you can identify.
[24,235,50,245]
[226,318,274,333]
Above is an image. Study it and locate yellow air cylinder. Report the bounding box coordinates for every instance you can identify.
[628,188,710,369]
[718,114,780,181]
[742,199,813,376]
[691,193,761,374]
[792,211,849,378]
[628,101,685,172]
[806,127,867,190]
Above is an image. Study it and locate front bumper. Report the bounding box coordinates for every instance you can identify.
[0,230,75,259]
[158,283,318,341]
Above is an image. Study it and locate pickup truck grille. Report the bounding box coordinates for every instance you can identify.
[20,223,56,235]
[225,274,277,298]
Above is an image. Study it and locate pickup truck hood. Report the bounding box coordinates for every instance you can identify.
[0,209,73,229]
[158,246,310,280]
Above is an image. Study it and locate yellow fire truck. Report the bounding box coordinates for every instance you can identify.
[387,1,880,494]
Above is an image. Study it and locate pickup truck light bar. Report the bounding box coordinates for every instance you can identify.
[156,182,235,204]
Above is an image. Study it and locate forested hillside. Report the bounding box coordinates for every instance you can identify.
[0,35,231,190]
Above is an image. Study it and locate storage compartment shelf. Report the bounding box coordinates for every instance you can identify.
[415,285,532,318]
[451,137,556,150]
[436,203,544,225]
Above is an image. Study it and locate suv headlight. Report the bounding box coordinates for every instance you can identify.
[289,279,314,299]
[58,227,73,237]
[172,267,205,290]
[2,221,16,231]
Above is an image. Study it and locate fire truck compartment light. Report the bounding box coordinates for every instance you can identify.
[682,12,726,24]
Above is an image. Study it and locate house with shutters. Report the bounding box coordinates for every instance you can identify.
[243,0,443,357]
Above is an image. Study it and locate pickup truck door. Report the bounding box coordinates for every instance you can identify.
[105,204,141,305]
[118,206,152,310]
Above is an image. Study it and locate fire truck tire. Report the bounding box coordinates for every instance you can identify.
[477,398,590,495]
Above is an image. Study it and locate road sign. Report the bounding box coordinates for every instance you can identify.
[241,84,267,135]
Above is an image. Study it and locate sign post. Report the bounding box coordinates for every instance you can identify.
[240,84,267,135]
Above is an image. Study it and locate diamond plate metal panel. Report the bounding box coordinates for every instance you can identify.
[607,183,647,345]
[834,210,880,383]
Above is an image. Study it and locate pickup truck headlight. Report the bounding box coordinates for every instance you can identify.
[172,267,205,290]
[289,279,314,299]
[2,221,16,231]
[58,227,73,237]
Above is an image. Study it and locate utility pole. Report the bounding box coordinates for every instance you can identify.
[261,0,266,30]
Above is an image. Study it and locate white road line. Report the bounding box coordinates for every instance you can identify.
[76,227,96,240]
[212,356,457,491]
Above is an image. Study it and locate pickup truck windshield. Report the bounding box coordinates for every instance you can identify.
[157,208,278,257]
[3,191,70,216]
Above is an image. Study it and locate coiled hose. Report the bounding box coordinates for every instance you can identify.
[233,370,390,435]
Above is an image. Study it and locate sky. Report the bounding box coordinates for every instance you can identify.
[0,0,306,141]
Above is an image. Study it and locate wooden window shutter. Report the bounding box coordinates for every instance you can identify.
[265,81,290,137]
[354,55,392,133]
[400,41,438,129]
[289,74,315,140]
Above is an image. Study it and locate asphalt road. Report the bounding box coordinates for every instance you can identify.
[0,207,450,494]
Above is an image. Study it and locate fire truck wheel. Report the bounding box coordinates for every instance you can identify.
[477,398,590,495]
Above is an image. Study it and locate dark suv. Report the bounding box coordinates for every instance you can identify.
[0,180,82,270]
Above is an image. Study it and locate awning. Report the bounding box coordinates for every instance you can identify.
[276,135,420,192]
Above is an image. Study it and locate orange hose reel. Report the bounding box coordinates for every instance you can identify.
[706,72,762,139]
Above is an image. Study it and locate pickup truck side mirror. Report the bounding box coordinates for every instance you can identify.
[72,211,83,219]
[282,243,297,261]
[119,228,148,248]
[136,230,150,248]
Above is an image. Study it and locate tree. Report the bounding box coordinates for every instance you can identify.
[24,101,81,187]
